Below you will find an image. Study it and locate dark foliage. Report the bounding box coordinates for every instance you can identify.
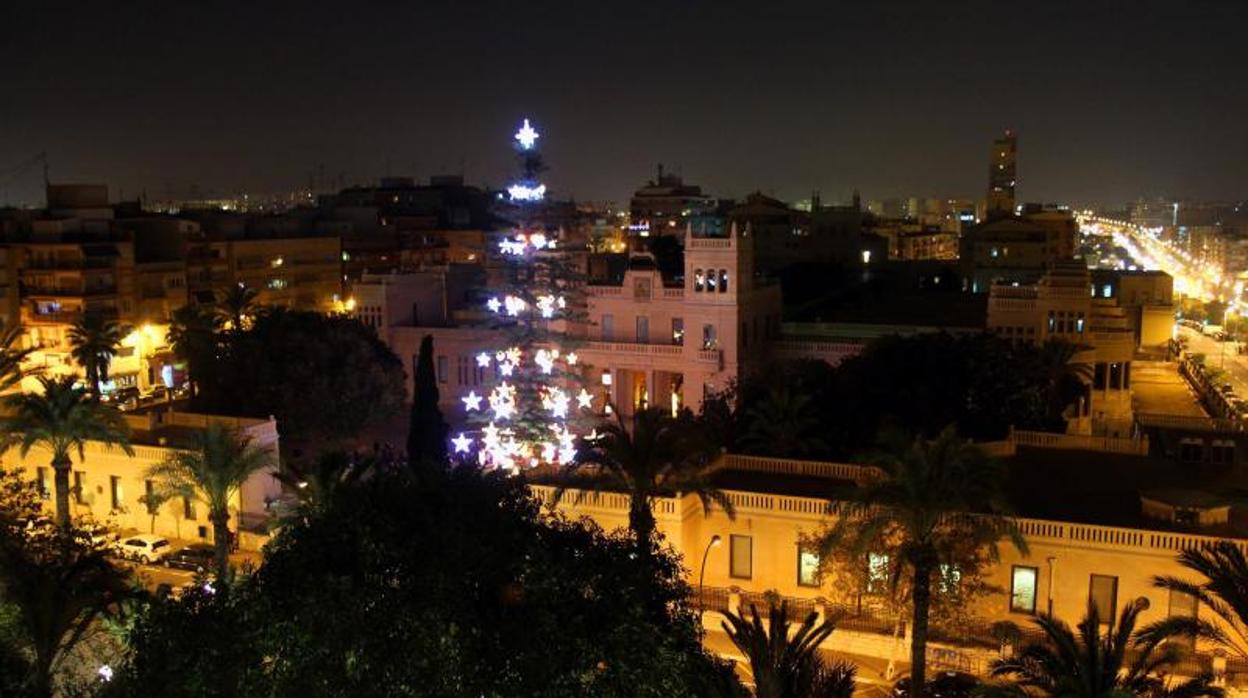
[112,467,734,696]
[728,333,1060,459]
[406,334,448,470]
[196,308,405,444]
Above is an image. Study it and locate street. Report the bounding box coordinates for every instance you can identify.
[1178,326,1248,401]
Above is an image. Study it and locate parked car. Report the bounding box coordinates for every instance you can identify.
[114,534,171,564]
[893,671,979,698]
[82,522,119,549]
[101,386,140,411]
[165,543,216,572]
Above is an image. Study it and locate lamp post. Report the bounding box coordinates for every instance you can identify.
[698,535,722,630]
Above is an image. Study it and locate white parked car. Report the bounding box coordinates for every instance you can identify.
[115,534,172,564]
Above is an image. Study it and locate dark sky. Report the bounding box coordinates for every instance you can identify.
[2,1,1245,208]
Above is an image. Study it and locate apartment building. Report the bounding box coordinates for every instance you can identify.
[186,235,342,311]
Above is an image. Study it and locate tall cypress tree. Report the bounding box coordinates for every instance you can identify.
[407,334,448,470]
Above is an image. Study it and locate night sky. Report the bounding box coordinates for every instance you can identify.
[2,1,1245,208]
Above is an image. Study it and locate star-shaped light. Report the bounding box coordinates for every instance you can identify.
[476,352,492,368]
[536,295,556,318]
[566,352,578,366]
[549,391,570,419]
[486,297,502,313]
[535,349,555,374]
[451,433,473,453]
[499,362,515,377]
[504,295,526,316]
[462,391,482,411]
[515,119,539,150]
[541,442,557,463]
[576,388,594,409]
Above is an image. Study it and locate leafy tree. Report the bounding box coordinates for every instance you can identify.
[272,450,380,518]
[988,599,1223,698]
[217,309,405,447]
[113,467,737,696]
[816,427,1024,698]
[722,602,856,698]
[146,423,274,580]
[0,522,136,697]
[137,489,172,534]
[167,303,222,400]
[2,376,133,527]
[66,313,129,398]
[556,407,732,555]
[215,284,260,333]
[745,334,1053,458]
[406,334,448,471]
[742,385,827,458]
[1138,542,1248,660]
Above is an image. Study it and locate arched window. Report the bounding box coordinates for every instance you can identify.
[694,269,704,292]
[719,269,729,292]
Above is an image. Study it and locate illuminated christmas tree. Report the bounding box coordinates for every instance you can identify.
[450,119,594,471]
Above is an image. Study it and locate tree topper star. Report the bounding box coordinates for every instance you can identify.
[514,119,539,150]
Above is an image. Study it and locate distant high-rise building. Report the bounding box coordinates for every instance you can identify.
[987,130,1017,219]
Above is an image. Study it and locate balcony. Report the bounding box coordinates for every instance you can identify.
[23,257,115,271]
[580,341,723,368]
[22,283,118,298]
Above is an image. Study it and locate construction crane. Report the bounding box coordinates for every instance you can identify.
[0,151,48,207]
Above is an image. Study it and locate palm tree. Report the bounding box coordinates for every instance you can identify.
[273,450,378,517]
[1038,338,1093,426]
[167,303,221,398]
[722,602,856,698]
[0,322,34,395]
[0,526,136,697]
[67,313,129,397]
[1138,542,1248,661]
[146,423,274,580]
[555,407,733,554]
[216,283,260,332]
[742,385,827,458]
[2,376,133,526]
[818,426,1024,698]
[989,599,1223,698]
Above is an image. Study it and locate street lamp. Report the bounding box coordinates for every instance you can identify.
[698,535,722,630]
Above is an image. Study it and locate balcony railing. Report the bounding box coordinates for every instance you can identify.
[23,257,114,271]
[22,284,118,297]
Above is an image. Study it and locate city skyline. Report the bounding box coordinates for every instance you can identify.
[2,1,1247,208]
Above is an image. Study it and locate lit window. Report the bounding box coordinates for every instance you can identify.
[1102,284,1113,298]
[1011,566,1038,613]
[1168,588,1198,648]
[866,552,890,594]
[730,534,752,579]
[1089,575,1118,624]
[73,472,86,505]
[939,563,962,594]
[719,269,729,292]
[798,546,820,587]
[694,269,704,292]
[110,476,123,511]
